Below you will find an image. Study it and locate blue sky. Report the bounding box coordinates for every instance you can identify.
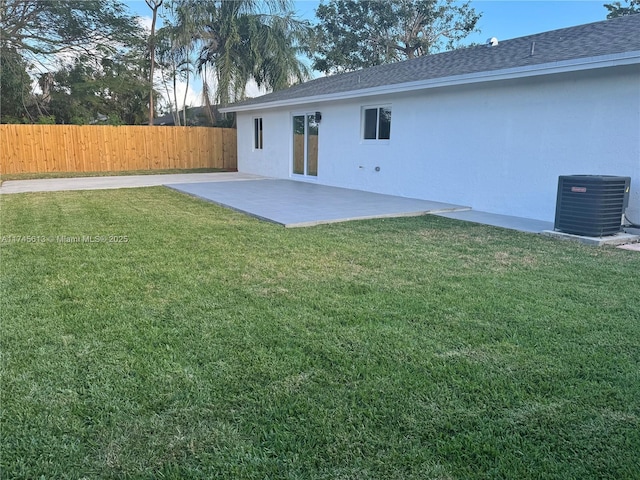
[127,0,612,106]
[294,1,610,43]
[462,1,609,43]
[129,0,611,43]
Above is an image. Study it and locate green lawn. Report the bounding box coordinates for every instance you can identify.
[1,187,638,479]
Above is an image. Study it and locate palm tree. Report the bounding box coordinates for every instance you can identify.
[172,0,310,107]
[145,0,164,125]
[156,24,194,125]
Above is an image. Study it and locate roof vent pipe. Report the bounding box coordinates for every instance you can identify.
[486,37,498,47]
[530,41,536,56]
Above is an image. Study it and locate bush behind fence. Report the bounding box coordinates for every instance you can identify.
[0,125,237,175]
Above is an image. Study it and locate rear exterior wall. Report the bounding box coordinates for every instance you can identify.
[235,65,640,223]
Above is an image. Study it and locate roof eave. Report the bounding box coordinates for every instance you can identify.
[219,51,640,113]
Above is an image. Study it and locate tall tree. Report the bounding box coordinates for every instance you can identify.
[0,45,33,122]
[146,0,163,125]
[0,0,142,62]
[604,0,640,18]
[45,51,149,125]
[154,0,198,126]
[172,0,310,106]
[156,27,181,125]
[0,0,147,122]
[308,0,480,74]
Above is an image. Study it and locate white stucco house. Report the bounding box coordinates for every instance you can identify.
[220,15,640,224]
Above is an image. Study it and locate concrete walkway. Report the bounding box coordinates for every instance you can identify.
[436,210,554,233]
[619,242,640,251]
[0,172,263,194]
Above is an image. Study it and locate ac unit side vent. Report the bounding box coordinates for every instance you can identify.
[554,175,631,237]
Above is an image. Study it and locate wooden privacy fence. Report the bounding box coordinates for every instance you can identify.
[0,125,237,175]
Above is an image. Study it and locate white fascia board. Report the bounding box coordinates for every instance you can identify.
[220,51,640,113]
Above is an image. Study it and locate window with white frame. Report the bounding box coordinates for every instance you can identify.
[253,117,263,149]
[362,106,391,140]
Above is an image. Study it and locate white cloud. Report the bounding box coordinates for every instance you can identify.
[156,71,202,111]
[174,79,202,109]
[136,15,153,32]
[245,80,267,99]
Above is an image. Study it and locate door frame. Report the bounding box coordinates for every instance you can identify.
[291,112,319,179]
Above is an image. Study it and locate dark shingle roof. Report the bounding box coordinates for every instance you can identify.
[225,14,640,110]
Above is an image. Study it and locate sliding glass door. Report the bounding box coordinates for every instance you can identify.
[292,113,318,177]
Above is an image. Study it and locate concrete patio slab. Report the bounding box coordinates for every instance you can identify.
[0,172,263,194]
[167,179,470,227]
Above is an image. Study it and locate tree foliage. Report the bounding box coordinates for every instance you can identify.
[0,0,149,123]
[45,52,149,125]
[0,0,313,124]
[309,0,480,74]
[0,45,33,122]
[171,0,310,105]
[604,0,640,18]
[0,0,142,61]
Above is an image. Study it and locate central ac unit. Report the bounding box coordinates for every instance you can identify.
[554,175,631,237]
